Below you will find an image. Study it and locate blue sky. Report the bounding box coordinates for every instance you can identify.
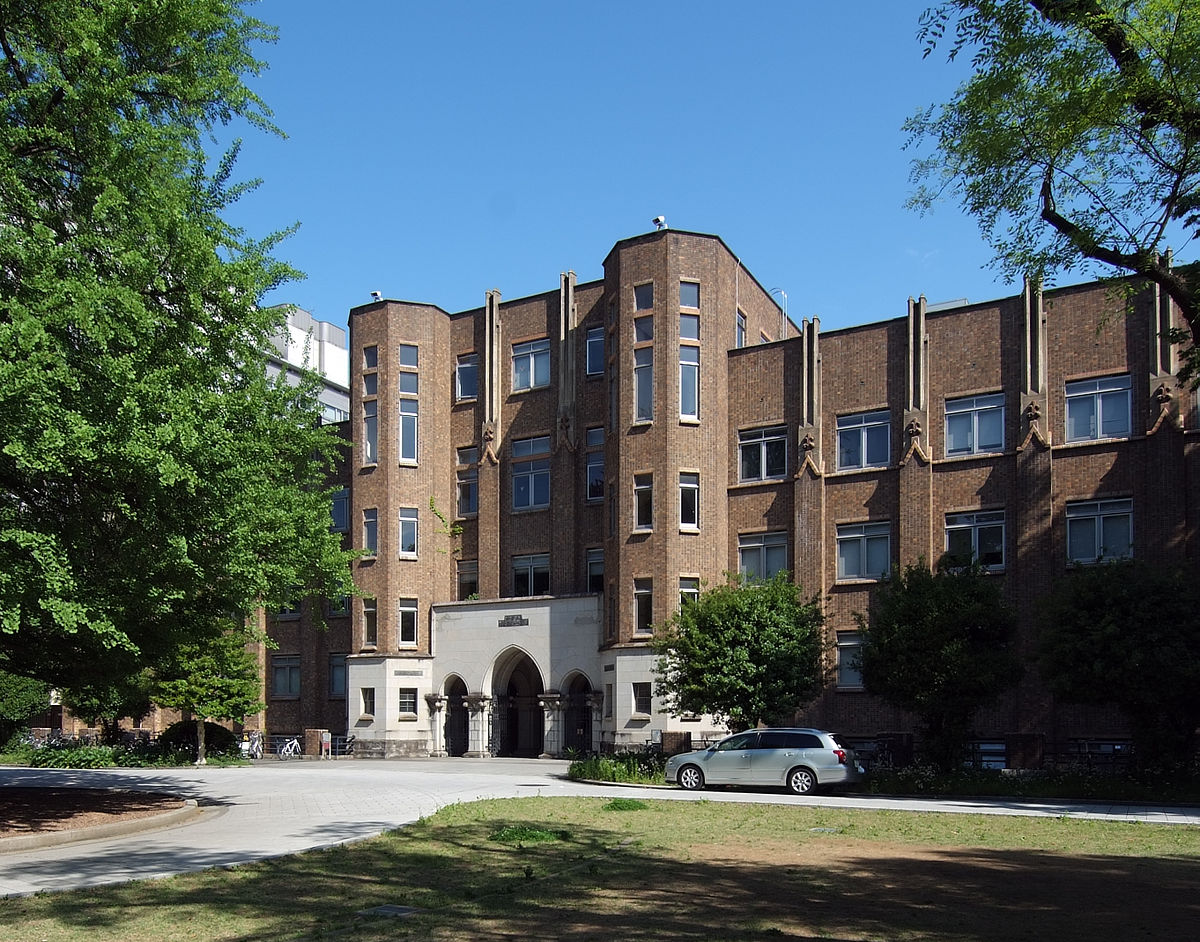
[223,1,1008,333]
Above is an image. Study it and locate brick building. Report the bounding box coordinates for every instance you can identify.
[265,228,1196,765]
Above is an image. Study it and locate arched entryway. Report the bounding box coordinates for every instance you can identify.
[562,673,593,755]
[491,649,544,757]
[443,675,469,757]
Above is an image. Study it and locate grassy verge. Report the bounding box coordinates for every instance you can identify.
[1,797,1197,941]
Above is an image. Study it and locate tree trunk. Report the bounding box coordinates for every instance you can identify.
[195,717,207,766]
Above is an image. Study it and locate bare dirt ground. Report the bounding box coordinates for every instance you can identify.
[0,788,186,837]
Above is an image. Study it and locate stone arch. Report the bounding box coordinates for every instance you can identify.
[561,671,594,755]
[489,646,545,758]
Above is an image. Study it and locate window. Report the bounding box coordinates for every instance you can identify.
[457,560,479,600]
[363,400,378,464]
[512,435,550,509]
[945,510,1005,570]
[679,345,699,420]
[634,579,653,633]
[837,632,863,688]
[271,655,300,697]
[1066,498,1132,563]
[330,488,349,532]
[605,683,614,717]
[736,310,746,348]
[363,345,378,369]
[329,654,347,697]
[360,687,375,718]
[586,452,605,502]
[1066,375,1131,442]
[632,681,652,715]
[946,393,1004,456]
[586,426,604,448]
[277,594,301,618]
[680,313,700,340]
[399,507,418,557]
[586,327,604,375]
[679,472,699,529]
[680,281,700,309]
[399,371,418,395]
[635,473,653,529]
[363,598,377,646]
[587,548,604,594]
[363,372,378,396]
[398,343,418,367]
[457,446,478,516]
[634,282,654,310]
[456,354,478,400]
[635,347,653,421]
[363,508,378,556]
[397,688,418,715]
[328,595,350,616]
[739,426,787,481]
[680,577,700,606]
[836,522,891,580]
[512,339,550,391]
[837,410,889,470]
[399,399,418,463]
[513,554,550,596]
[398,597,417,646]
[634,315,654,342]
[739,532,788,580]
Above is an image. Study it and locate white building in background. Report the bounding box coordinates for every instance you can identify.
[266,305,350,424]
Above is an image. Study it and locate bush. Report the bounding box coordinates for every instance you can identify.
[567,749,666,784]
[158,720,237,757]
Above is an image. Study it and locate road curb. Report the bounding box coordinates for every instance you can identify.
[0,799,202,853]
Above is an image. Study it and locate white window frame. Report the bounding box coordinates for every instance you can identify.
[398,507,418,558]
[679,345,699,420]
[634,473,653,530]
[586,451,604,502]
[680,281,700,310]
[837,410,890,470]
[634,347,653,421]
[362,400,378,465]
[739,426,788,481]
[512,435,550,510]
[363,508,378,556]
[397,687,418,716]
[1066,375,1132,442]
[679,472,699,530]
[398,343,418,367]
[360,687,376,718]
[398,597,418,647]
[738,531,788,581]
[586,327,604,376]
[1066,498,1133,563]
[836,631,863,689]
[735,310,746,348]
[362,598,377,647]
[457,446,478,517]
[632,681,652,715]
[512,338,550,391]
[456,353,478,401]
[945,393,1005,456]
[634,579,653,634]
[398,399,418,464]
[836,521,891,581]
[679,576,700,607]
[587,548,605,595]
[457,560,478,600]
[513,553,550,596]
[945,510,1006,570]
[634,282,654,310]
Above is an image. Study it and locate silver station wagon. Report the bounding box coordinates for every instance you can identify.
[664,728,864,795]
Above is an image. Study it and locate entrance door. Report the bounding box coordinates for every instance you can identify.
[444,677,469,757]
[562,675,592,754]
[491,650,544,757]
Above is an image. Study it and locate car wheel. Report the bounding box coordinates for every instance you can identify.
[677,764,705,791]
[786,766,817,795]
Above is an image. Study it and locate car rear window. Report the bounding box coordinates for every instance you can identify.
[758,731,822,749]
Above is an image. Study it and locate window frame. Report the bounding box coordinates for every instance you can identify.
[398,398,418,464]
[587,548,604,595]
[271,655,301,698]
[586,451,605,502]
[328,654,347,698]
[330,488,349,533]
[837,410,890,471]
[397,687,418,716]
[398,597,418,647]
[836,521,891,581]
[836,632,863,689]
[679,344,699,421]
[457,560,479,600]
[634,578,653,634]
[512,553,550,596]
[512,338,550,392]
[679,576,700,607]
[456,353,479,401]
[360,687,376,718]
[632,681,652,715]
[362,597,378,647]
[1066,498,1133,563]
[398,506,418,558]
[738,531,788,581]
[634,346,654,422]
[362,400,378,465]
[1065,375,1132,442]
[586,327,604,376]
[457,446,479,517]
[363,508,378,557]
[634,282,654,311]
[679,472,699,530]
[512,435,551,510]
[634,473,653,530]
[739,426,787,482]
[945,393,1005,457]
[944,510,1006,570]
[679,281,700,310]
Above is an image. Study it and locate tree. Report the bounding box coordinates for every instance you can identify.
[0,2,355,692]
[654,572,826,732]
[0,669,48,743]
[1039,558,1200,768]
[857,560,1022,771]
[907,0,1200,383]
[152,627,264,764]
[59,671,153,744]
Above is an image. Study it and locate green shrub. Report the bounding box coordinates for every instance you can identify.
[158,720,238,757]
[567,749,666,784]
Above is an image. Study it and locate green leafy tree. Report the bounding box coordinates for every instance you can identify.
[907,0,1200,383]
[59,671,153,744]
[858,560,1022,771]
[0,1,355,691]
[1039,558,1200,768]
[153,626,264,764]
[654,572,826,732]
[0,669,49,743]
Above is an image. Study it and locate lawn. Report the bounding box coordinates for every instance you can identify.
[1,797,1197,941]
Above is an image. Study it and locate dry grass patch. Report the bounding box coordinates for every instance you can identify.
[0,798,1197,941]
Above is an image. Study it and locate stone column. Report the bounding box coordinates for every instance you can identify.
[538,693,564,758]
[425,694,447,757]
[587,692,605,755]
[464,695,492,758]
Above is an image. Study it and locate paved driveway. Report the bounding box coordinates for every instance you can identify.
[2,759,1197,897]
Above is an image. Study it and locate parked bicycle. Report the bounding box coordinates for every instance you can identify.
[240,730,264,760]
[277,735,301,759]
